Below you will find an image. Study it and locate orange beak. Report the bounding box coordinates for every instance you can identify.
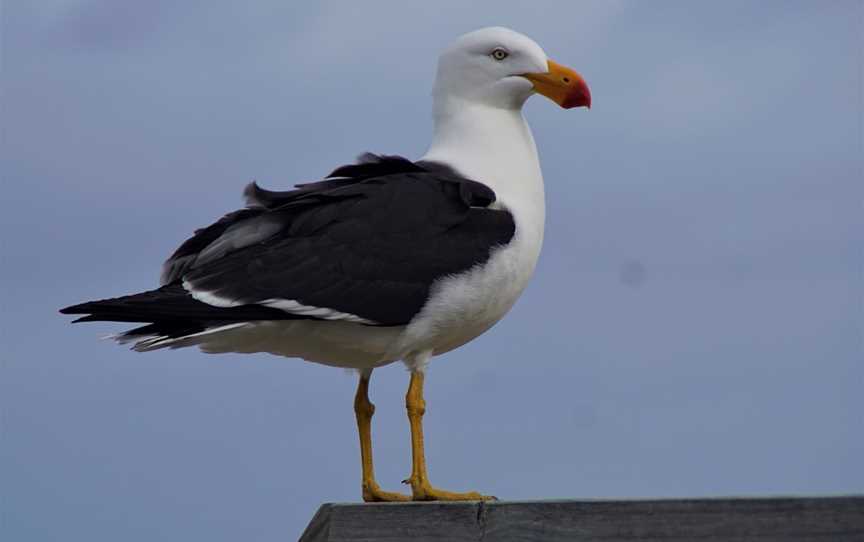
[522,59,591,109]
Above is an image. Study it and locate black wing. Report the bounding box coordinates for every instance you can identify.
[63,154,515,329]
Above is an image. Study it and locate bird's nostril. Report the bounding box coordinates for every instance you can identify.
[562,77,571,83]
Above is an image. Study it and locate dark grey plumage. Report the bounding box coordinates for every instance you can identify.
[61,154,515,342]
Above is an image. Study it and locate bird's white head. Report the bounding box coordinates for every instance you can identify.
[433,27,591,112]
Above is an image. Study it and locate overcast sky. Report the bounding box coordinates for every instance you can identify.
[3,1,862,540]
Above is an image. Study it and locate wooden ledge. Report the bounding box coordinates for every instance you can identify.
[300,495,864,541]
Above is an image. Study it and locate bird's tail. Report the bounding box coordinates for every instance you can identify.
[60,283,293,351]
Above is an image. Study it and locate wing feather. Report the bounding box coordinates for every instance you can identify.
[128,154,514,327]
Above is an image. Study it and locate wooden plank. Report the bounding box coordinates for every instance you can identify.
[299,496,864,542]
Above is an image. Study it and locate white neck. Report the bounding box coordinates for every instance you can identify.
[422,98,546,248]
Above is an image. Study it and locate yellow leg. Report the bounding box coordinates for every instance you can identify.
[404,371,495,501]
[354,371,409,502]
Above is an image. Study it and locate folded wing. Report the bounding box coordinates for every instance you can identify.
[61,154,516,340]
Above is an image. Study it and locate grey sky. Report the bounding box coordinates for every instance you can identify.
[3,1,862,540]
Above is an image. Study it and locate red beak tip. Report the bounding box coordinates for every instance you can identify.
[563,80,591,109]
[563,92,592,109]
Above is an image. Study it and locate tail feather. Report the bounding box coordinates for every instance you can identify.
[60,283,304,351]
[60,283,295,323]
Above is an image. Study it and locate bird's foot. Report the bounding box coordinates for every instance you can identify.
[362,481,411,502]
[402,477,496,501]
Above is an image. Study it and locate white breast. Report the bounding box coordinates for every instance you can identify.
[392,216,540,359]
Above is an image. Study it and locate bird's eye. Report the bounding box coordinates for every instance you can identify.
[490,48,509,61]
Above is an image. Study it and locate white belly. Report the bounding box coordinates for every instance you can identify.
[390,225,541,361]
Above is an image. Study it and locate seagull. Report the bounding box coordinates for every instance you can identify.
[61,27,591,502]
